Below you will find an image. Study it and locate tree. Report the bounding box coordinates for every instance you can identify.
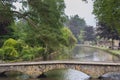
[0,0,75,59]
[0,0,78,61]
[0,0,15,46]
[93,0,120,33]
[96,22,119,47]
[84,26,95,41]
[78,30,85,44]
[22,0,67,55]
[61,27,77,47]
[66,15,86,43]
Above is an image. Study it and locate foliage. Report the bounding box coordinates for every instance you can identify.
[2,38,17,48]
[84,26,95,41]
[3,47,19,60]
[78,30,85,43]
[27,0,66,28]
[13,20,77,59]
[96,22,119,40]
[66,15,86,43]
[0,0,77,61]
[1,38,21,60]
[61,27,77,47]
[21,46,44,61]
[0,49,4,59]
[24,0,67,55]
[93,0,120,33]
[0,38,44,61]
[0,1,14,46]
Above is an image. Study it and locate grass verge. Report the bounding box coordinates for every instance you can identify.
[85,45,120,57]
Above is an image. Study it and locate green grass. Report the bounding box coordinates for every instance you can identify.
[89,45,120,56]
[109,50,120,55]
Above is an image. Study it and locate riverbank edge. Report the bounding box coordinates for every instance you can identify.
[82,45,120,57]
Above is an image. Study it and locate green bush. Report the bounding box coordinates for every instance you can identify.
[15,39,25,53]
[3,47,19,60]
[2,38,17,48]
[3,38,25,53]
[61,27,77,47]
[21,50,35,61]
[21,46,44,61]
[32,47,44,57]
[1,38,22,61]
[0,49,4,60]
[1,38,44,61]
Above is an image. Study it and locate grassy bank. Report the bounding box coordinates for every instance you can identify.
[86,45,120,57]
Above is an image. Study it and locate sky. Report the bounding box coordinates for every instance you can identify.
[64,0,96,27]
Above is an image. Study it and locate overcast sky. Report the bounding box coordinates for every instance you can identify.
[64,0,96,27]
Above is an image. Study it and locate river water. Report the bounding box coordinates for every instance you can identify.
[0,45,120,80]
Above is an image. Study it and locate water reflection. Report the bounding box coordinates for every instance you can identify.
[48,46,120,62]
[1,69,119,80]
[70,46,120,62]
[100,72,120,80]
[41,69,89,80]
[0,69,90,80]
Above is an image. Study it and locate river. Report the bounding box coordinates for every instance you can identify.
[0,45,120,80]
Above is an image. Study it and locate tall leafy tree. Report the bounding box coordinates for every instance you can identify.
[0,0,15,46]
[66,15,86,43]
[93,0,120,33]
[0,0,77,59]
[96,22,119,47]
[24,0,66,54]
[84,26,95,41]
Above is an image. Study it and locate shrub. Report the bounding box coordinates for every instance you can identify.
[21,52,34,61]
[1,38,21,61]
[32,47,44,57]
[15,39,25,53]
[1,38,44,61]
[0,49,4,60]
[3,38,25,53]
[2,38,17,48]
[3,47,19,60]
[21,46,44,61]
[61,27,77,47]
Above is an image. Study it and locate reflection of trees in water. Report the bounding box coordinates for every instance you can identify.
[72,46,95,56]
[112,55,120,62]
[71,46,95,60]
[71,46,120,62]
[47,47,73,60]
[47,46,120,62]
[95,50,109,61]
[101,72,120,80]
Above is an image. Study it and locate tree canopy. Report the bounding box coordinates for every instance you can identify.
[0,0,15,45]
[0,0,77,61]
[66,15,86,43]
[84,26,95,41]
[96,22,119,40]
[93,0,120,33]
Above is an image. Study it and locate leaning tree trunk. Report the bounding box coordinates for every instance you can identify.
[43,44,48,60]
[111,39,114,49]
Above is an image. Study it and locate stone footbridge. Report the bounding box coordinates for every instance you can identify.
[0,61,120,78]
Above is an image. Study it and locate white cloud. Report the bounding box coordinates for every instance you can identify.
[64,0,96,27]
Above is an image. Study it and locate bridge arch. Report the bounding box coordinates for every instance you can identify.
[38,64,92,77]
[0,70,26,77]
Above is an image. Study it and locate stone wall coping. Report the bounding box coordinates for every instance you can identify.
[0,61,120,66]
